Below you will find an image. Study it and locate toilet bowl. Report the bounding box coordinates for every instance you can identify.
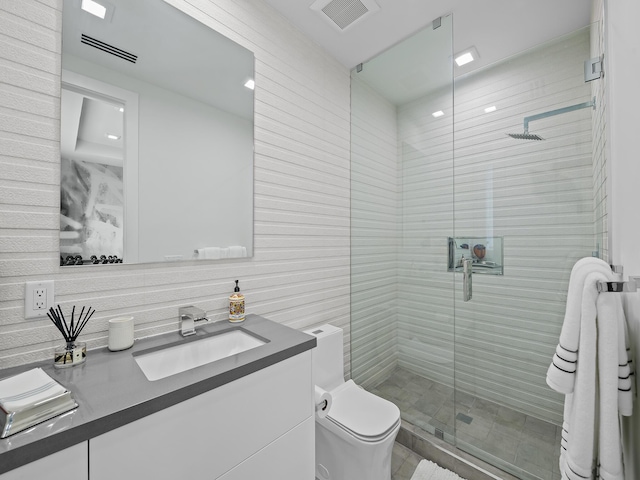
[305,324,400,480]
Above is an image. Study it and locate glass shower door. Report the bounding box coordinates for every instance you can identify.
[452,24,601,480]
[350,14,456,444]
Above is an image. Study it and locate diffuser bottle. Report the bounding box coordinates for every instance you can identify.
[229,280,245,323]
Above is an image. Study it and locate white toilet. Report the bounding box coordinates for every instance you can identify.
[305,324,401,480]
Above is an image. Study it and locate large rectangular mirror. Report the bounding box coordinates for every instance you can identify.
[60,0,254,266]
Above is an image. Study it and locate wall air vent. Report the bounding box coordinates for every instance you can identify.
[80,34,137,64]
[311,0,380,31]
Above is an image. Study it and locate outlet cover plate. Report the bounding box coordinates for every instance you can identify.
[25,280,54,319]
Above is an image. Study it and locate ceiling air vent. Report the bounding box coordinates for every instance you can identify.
[311,0,380,31]
[80,34,137,64]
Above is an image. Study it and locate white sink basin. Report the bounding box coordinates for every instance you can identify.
[134,329,267,381]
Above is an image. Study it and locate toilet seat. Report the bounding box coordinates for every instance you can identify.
[325,380,400,443]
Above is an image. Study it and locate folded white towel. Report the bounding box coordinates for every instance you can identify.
[547,257,614,394]
[196,247,222,259]
[0,368,66,413]
[560,271,605,480]
[228,246,246,258]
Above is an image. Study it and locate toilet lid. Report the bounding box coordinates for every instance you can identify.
[327,380,400,441]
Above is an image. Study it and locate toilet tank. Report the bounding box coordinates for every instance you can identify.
[304,324,344,391]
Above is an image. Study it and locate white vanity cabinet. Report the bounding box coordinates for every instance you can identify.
[217,416,314,479]
[89,351,314,479]
[0,442,88,480]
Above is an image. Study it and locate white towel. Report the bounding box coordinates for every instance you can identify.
[596,291,625,480]
[0,368,66,413]
[547,257,614,394]
[196,247,222,259]
[560,271,605,480]
[228,246,247,258]
[618,315,634,416]
[558,268,634,480]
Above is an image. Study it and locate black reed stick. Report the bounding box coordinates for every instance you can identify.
[47,305,95,343]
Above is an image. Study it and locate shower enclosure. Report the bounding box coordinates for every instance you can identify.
[350,15,606,480]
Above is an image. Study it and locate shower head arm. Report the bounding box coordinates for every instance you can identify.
[522,97,596,133]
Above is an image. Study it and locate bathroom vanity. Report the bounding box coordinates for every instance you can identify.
[0,315,316,479]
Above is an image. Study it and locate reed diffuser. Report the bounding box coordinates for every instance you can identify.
[47,305,95,368]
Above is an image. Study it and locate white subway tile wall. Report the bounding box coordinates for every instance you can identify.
[350,75,400,386]
[590,3,608,263]
[0,0,351,368]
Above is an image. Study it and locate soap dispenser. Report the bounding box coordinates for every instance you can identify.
[229,280,245,323]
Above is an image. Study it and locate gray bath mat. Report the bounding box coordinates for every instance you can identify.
[410,459,467,480]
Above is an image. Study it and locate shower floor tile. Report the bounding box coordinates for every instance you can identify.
[371,366,561,480]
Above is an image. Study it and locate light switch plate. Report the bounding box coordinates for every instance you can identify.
[25,280,54,319]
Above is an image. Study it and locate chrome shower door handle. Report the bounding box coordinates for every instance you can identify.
[462,258,472,302]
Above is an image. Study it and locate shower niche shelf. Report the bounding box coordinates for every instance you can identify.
[448,237,503,275]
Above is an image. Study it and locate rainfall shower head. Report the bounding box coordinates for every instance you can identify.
[508,98,596,142]
[507,132,544,141]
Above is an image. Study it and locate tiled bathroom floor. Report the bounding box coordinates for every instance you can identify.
[391,442,423,480]
[370,367,562,480]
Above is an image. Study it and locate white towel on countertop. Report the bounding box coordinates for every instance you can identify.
[0,368,67,413]
[560,271,604,480]
[547,257,615,394]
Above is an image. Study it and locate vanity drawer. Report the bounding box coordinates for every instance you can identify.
[89,351,313,479]
[0,443,88,480]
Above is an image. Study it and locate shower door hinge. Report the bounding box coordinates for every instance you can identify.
[433,17,441,30]
[585,55,604,82]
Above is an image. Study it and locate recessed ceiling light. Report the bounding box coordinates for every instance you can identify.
[106,134,121,140]
[484,106,497,113]
[455,52,474,67]
[244,79,255,90]
[432,111,444,118]
[81,0,107,19]
[454,46,479,67]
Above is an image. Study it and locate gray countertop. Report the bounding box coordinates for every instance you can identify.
[0,314,316,474]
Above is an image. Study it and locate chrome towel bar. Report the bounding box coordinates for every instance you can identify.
[597,275,639,293]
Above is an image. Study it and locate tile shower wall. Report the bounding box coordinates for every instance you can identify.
[350,75,399,387]
[397,28,594,425]
[0,0,351,367]
[590,1,608,263]
[396,84,455,390]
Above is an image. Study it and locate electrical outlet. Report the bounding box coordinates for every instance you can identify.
[25,280,54,319]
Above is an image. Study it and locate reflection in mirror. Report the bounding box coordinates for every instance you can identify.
[60,85,126,264]
[60,0,254,266]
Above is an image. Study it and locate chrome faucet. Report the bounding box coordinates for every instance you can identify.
[179,306,209,337]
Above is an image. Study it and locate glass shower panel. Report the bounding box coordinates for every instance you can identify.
[350,16,455,442]
[452,25,600,479]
